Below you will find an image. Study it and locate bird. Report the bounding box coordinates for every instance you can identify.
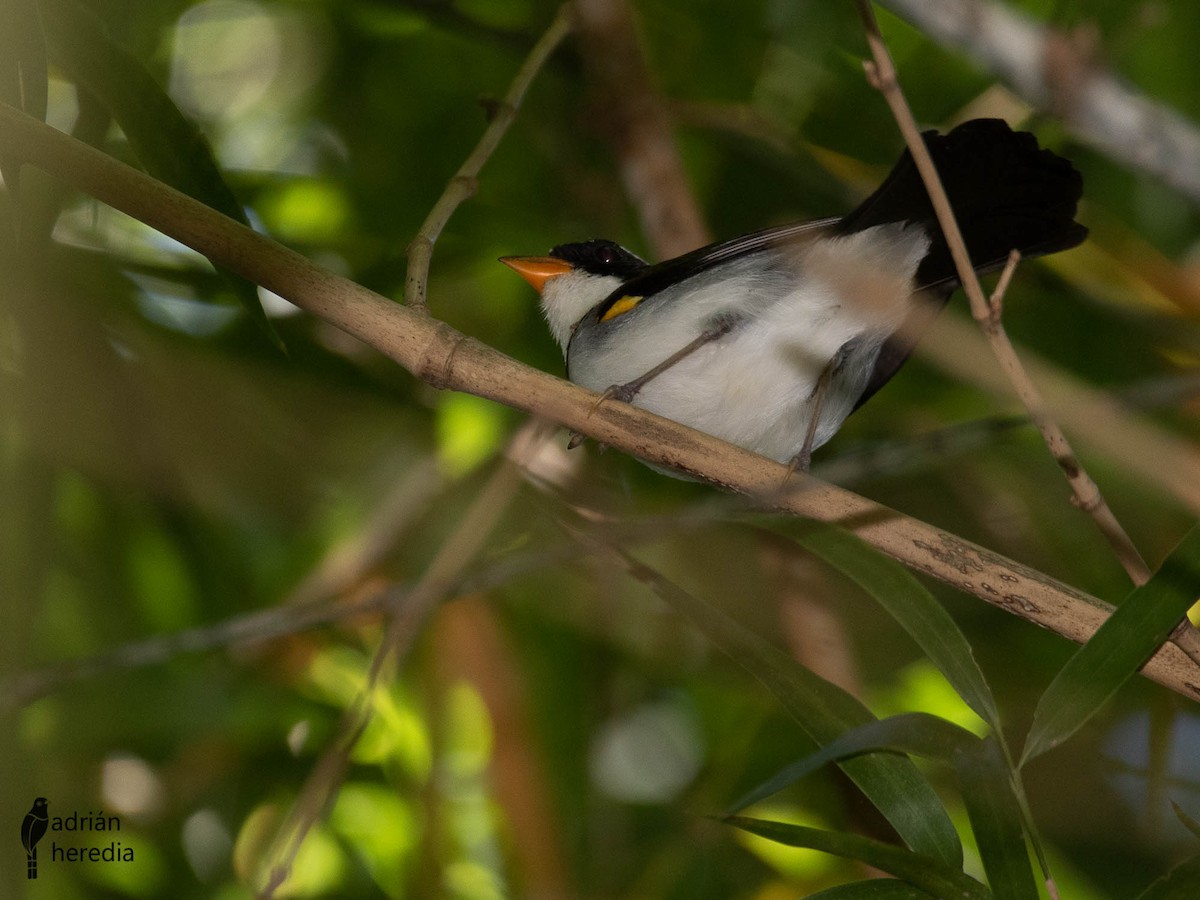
[21,797,48,880]
[501,118,1086,472]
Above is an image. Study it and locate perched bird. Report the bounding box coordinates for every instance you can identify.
[501,118,1086,471]
[21,797,48,880]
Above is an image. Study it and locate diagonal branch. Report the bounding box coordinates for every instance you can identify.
[1,100,1197,700]
[853,0,1154,589]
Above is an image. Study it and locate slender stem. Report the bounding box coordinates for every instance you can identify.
[853,0,1152,587]
[403,4,574,311]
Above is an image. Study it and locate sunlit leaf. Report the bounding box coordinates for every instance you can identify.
[437,393,509,477]
[781,522,1001,731]
[614,550,963,869]
[729,712,979,813]
[728,713,1039,897]
[958,736,1038,900]
[1023,524,1200,764]
[330,783,420,893]
[724,816,988,899]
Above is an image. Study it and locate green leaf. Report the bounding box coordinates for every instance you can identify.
[1023,523,1200,764]
[783,522,1001,731]
[39,0,281,349]
[725,816,988,899]
[957,736,1039,900]
[1133,854,1200,900]
[615,551,963,869]
[806,881,936,899]
[1173,802,1200,843]
[729,712,979,813]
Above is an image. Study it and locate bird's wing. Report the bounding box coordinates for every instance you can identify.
[592,217,841,319]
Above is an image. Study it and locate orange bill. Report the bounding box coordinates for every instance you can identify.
[499,256,574,292]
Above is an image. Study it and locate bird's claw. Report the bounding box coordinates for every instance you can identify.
[588,382,639,417]
[782,450,811,486]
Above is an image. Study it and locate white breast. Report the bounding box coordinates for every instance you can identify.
[566,223,930,463]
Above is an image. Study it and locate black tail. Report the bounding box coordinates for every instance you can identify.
[836,118,1087,287]
[841,119,1086,412]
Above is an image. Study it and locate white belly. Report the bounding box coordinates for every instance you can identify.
[566,224,929,463]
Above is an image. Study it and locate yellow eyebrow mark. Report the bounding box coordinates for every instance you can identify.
[600,295,643,322]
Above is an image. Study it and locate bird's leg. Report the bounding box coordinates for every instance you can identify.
[568,312,743,449]
[785,338,858,477]
[590,311,744,413]
[785,364,834,477]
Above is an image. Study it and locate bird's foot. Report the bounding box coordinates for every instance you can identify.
[566,431,608,453]
[587,381,640,417]
[782,449,812,485]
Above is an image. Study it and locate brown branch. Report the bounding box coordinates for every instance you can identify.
[404,3,574,311]
[433,598,573,897]
[573,0,710,256]
[853,0,1153,588]
[1,103,1198,701]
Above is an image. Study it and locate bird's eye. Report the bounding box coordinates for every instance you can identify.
[598,247,618,265]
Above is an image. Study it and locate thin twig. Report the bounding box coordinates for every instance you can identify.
[0,500,745,707]
[2,103,1197,699]
[987,249,1021,323]
[403,4,574,311]
[853,0,1153,588]
[259,419,551,897]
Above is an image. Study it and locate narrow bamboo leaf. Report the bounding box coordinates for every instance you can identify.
[39,0,281,348]
[725,816,988,900]
[956,736,1039,900]
[1132,855,1200,900]
[784,522,1001,731]
[1023,524,1200,765]
[1173,802,1200,843]
[615,551,963,869]
[806,880,936,899]
[729,712,979,814]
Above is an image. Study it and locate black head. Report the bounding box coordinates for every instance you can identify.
[549,240,647,279]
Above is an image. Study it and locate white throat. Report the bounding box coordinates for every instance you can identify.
[539,270,625,353]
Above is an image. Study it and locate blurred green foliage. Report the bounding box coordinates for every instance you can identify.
[2,0,1200,897]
